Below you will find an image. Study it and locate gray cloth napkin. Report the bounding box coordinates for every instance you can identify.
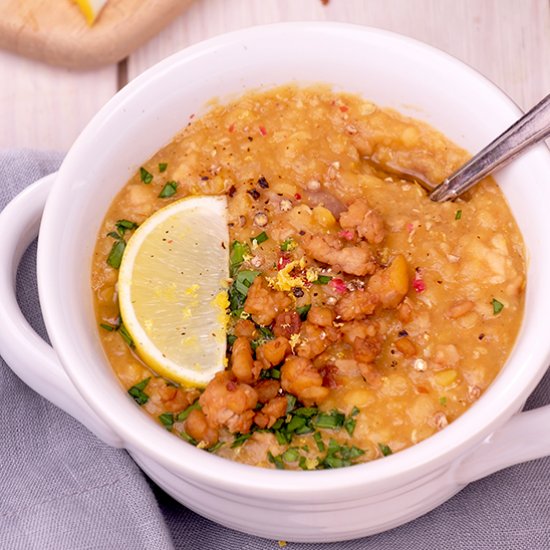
[1,149,549,550]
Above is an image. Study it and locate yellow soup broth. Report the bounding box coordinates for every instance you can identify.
[92,85,525,469]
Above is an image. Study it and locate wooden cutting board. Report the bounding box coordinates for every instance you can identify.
[0,0,194,69]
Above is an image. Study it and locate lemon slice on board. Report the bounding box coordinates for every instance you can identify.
[118,196,229,387]
[73,0,108,25]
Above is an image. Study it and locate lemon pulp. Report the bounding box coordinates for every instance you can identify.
[118,196,229,387]
[73,0,108,25]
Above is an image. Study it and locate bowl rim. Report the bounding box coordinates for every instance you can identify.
[38,21,550,498]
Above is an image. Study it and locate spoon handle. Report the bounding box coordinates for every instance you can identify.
[430,92,550,202]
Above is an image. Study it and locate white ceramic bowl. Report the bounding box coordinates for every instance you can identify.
[1,23,550,543]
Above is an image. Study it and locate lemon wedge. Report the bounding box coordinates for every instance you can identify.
[118,196,229,387]
[74,0,108,25]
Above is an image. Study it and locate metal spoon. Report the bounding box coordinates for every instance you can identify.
[430,92,550,201]
[364,93,550,202]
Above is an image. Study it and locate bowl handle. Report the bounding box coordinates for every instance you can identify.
[454,406,550,484]
[0,174,123,447]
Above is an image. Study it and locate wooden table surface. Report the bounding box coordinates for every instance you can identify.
[0,0,548,150]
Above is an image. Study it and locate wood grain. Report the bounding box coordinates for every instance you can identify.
[128,0,550,111]
[1,0,548,150]
[0,0,194,69]
[0,48,117,150]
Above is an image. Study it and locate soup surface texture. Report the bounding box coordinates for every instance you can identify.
[92,85,525,470]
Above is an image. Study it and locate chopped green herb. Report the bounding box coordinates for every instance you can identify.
[282,448,300,463]
[271,418,284,431]
[107,231,121,240]
[159,181,178,198]
[293,407,318,418]
[280,237,297,251]
[379,443,393,456]
[207,441,224,453]
[251,231,269,245]
[128,377,151,405]
[115,219,138,236]
[234,270,261,296]
[318,440,365,469]
[180,431,198,445]
[229,240,250,275]
[439,396,448,406]
[107,239,126,269]
[260,367,281,380]
[314,410,345,429]
[267,451,285,470]
[159,413,174,429]
[275,430,290,446]
[344,417,357,437]
[118,323,134,348]
[455,209,462,220]
[140,167,153,184]
[492,298,504,315]
[313,432,325,452]
[285,394,297,414]
[99,322,116,332]
[296,304,312,320]
[251,326,275,351]
[312,275,332,285]
[158,162,168,173]
[299,456,309,470]
[231,433,253,448]
[227,334,237,347]
[176,400,202,422]
[285,415,307,434]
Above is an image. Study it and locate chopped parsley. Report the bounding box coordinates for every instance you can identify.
[229,240,250,276]
[226,334,237,347]
[128,377,151,405]
[140,167,153,184]
[251,231,269,245]
[280,237,297,251]
[378,443,393,457]
[176,400,202,422]
[318,439,365,469]
[118,323,134,348]
[296,304,311,320]
[455,209,462,220]
[492,298,504,315]
[159,181,178,198]
[115,219,138,236]
[231,433,253,448]
[107,239,126,269]
[229,270,260,316]
[267,451,285,469]
[313,410,345,429]
[159,412,174,429]
[99,322,116,332]
[158,162,168,173]
[439,396,448,406]
[312,275,332,285]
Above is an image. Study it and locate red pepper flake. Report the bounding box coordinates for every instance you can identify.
[339,105,349,112]
[226,380,237,391]
[329,278,347,293]
[406,222,414,233]
[228,123,235,133]
[294,193,302,200]
[413,277,426,293]
[259,125,267,136]
[189,113,195,119]
[277,254,292,271]
[338,230,355,241]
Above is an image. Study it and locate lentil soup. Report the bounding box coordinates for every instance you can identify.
[92,85,525,470]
